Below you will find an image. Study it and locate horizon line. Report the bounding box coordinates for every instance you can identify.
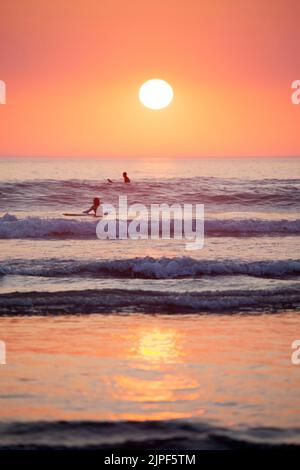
[0,155,300,159]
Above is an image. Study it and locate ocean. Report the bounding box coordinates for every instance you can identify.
[0,156,299,449]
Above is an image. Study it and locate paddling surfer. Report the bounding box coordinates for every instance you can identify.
[107,172,131,184]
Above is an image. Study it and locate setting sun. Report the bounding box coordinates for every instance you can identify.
[139,79,174,110]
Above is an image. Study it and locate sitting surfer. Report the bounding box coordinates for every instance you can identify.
[123,171,130,183]
[83,197,100,216]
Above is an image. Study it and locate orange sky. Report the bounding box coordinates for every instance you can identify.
[0,0,299,158]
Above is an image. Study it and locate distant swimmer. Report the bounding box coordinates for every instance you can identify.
[83,197,100,216]
[107,179,114,183]
[123,171,130,183]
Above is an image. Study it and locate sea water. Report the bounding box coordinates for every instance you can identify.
[0,156,299,449]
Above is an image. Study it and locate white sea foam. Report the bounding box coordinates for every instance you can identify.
[0,214,299,239]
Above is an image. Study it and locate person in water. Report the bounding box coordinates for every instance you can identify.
[83,197,100,216]
[123,172,130,183]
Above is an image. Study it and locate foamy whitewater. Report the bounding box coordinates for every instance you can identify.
[0,157,299,449]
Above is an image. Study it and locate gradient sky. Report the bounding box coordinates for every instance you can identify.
[0,0,299,157]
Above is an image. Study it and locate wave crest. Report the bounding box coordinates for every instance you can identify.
[0,214,299,239]
[0,420,299,449]
[1,257,300,279]
[0,286,299,315]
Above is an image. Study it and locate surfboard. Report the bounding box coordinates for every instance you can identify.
[63,213,102,217]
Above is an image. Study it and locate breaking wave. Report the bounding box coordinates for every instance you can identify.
[0,285,299,315]
[1,257,300,279]
[0,420,299,450]
[0,213,299,238]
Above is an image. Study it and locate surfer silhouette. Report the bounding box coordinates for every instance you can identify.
[107,172,131,184]
[123,172,130,183]
[83,197,100,216]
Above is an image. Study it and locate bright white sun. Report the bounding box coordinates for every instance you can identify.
[139,79,173,110]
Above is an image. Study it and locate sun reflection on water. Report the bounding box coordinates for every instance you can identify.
[130,327,182,364]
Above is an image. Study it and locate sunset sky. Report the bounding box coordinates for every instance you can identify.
[0,0,299,158]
